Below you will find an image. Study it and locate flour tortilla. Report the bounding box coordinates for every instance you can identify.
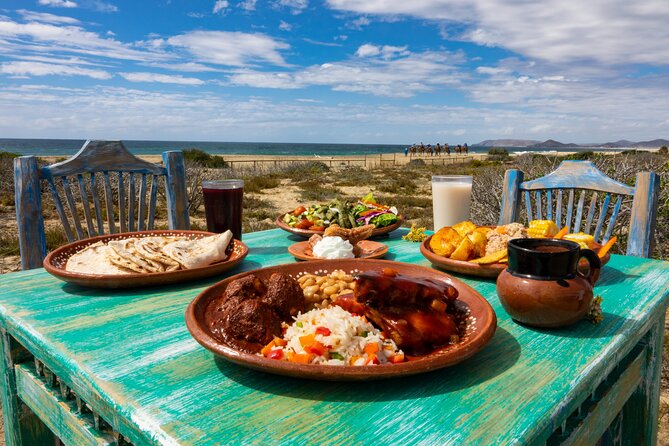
[162,231,233,269]
[107,238,167,273]
[66,242,133,275]
[133,237,185,272]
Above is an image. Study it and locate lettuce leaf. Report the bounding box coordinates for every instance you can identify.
[361,192,376,204]
[371,213,398,227]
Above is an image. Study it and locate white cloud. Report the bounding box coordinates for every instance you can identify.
[3,83,667,143]
[187,12,206,18]
[228,50,466,97]
[355,44,409,59]
[119,72,205,85]
[239,0,257,11]
[279,21,292,31]
[213,0,229,14]
[167,31,290,67]
[88,1,118,13]
[0,61,111,79]
[38,0,78,8]
[0,18,167,62]
[348,16,370,29]
[326,0,669,66]
[274,0,308,15]
[17,10,80,24]
[142,62,221,73]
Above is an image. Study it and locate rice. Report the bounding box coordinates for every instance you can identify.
[260,306,404,366]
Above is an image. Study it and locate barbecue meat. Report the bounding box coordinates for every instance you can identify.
[334,268,461,355]
[263,273,304,318]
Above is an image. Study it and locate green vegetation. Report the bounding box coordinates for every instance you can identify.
[183,148,228,168]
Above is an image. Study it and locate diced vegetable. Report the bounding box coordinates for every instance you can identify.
[598,236,617,258]
[315,326,331,336]
[330,352,344,361]
[364,343,379,355]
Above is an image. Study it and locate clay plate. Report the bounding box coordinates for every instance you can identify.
[275,212,404,239]
[185,259,497,381]
[288,240,388,261]
[43,230,248,289]
[420,235,610,279]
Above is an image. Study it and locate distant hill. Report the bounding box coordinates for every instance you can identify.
[527,139,581,149]
[601,138,669,148]
[475,139,541,147]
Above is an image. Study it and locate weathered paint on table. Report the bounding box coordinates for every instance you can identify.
[1,228,668,445]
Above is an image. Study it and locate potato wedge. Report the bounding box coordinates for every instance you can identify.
[429,227,463,257]
[467,231,487,258]
[474,227,492,236]
[452,221,477,237]
[450,237,474,261]
[470,248,508,264]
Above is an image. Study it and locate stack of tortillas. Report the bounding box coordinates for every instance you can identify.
[66,231,233,275]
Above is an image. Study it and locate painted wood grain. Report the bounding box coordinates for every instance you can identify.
[0,228,668,445]
[521,161,634,195]
[498,169,524,225]
[627,171,661,257]
[13,156,47,270]
[163,151,190,231]
[15,363,117,445]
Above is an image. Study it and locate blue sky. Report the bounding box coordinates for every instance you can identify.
[1,0,668,144]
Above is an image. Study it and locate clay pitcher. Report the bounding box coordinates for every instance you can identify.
[496,238,601,328]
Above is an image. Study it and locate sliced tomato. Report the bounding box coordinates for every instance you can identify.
[309,225,325,231]
[295,219,313,229]
[293,206,307,216]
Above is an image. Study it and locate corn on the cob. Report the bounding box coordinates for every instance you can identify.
[528,220,558,238]
[563,232,596,249]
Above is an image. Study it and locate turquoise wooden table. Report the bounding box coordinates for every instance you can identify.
[1,228,668,445]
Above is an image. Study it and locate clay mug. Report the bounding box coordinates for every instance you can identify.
[496,238,601,328]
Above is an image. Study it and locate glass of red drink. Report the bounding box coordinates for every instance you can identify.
[202,180,244,240]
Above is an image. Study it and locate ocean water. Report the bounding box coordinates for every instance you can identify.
[0,138,621,157]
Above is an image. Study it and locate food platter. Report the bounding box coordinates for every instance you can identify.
[43,230,248,289]
[288,240,388,261]
[275,212,404,238]
[185,259,497,381]
[420,235,610,279]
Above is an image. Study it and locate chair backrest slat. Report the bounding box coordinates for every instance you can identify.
[102,171,116,234]
[593,193,611,241]
[46,177,75,242]
[15,141,191,269]
[603,195,623,243]
[77,174,96,237]
[138,174,148,231]
[555,190,563,227]
[546,189,553,221]
[584,192,598,235]
[118,172,127,233]
[90,173,105,235]
[61,176,85,240]
[565,189,575,231]
[147,175,159,230]
[573,190,586,233]
[128,173,136,232]
[534,191,542,220]
[524,190,532,222]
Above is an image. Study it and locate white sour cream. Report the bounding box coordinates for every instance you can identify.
[312,236,355,259]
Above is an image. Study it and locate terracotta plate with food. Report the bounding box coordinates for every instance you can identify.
[276,213,404,239]
[421,220,611,278]
[185,259,497,381]
[289,240,388,261]
[44,230,248,288]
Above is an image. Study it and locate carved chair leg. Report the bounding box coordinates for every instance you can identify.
[0,329,56,446]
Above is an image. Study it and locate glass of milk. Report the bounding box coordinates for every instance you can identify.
[432,175,473,230]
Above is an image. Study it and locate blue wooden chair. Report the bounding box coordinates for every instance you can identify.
[499,160,660,257]
[14,140,190,270]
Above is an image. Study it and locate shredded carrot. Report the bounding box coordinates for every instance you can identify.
[299,334,315,348]
[554,226,569,239]
[289,352,313,364]
[260,340,276,357]
[273,337,287,347]
[598,236,617,258]
[364,343,379,355]
[390,353,405,363]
